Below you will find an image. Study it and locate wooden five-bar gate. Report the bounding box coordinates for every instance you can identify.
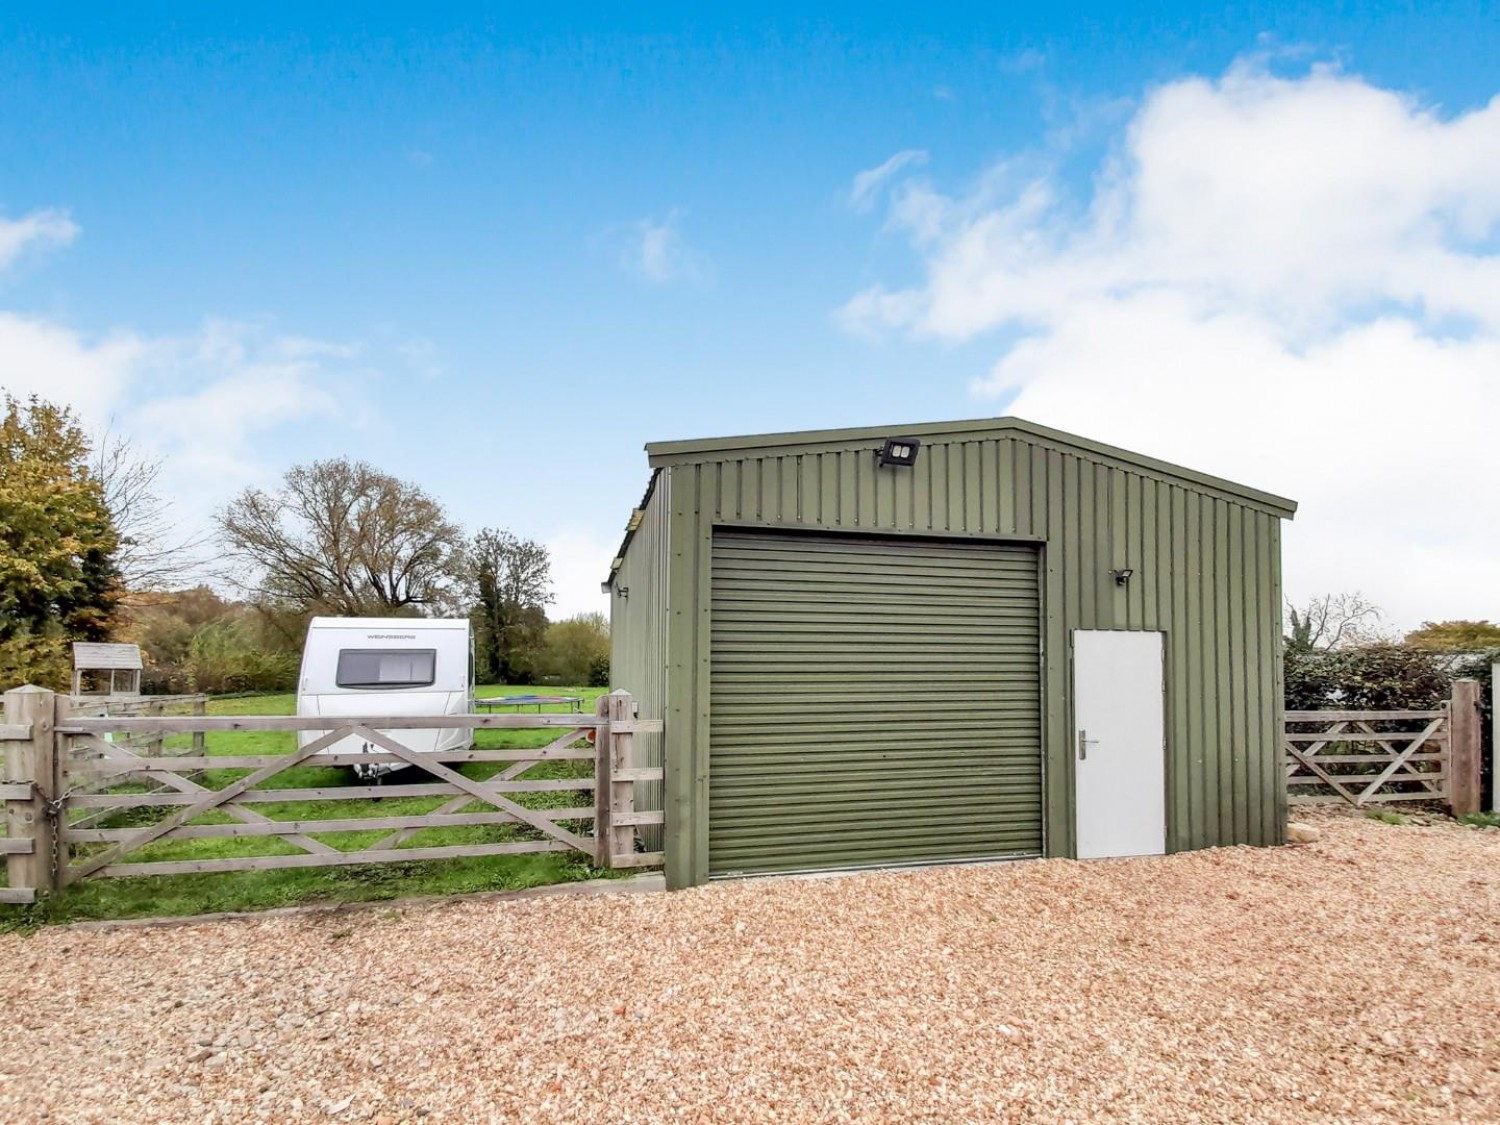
[1284,680,1483,814]
[1,686,663,905]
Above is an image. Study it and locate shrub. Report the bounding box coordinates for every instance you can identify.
[533,612,609,687]
[587,652,610,688]
[178,620,296,694]
[1284,644,1453,712]
[130,594,300,695]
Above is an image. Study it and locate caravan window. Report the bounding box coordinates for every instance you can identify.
[335,649,437,689]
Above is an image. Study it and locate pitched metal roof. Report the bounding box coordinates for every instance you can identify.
[646,415,1297,517]
[606,414,1297,586]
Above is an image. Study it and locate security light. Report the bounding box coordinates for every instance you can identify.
[1112,568,1134,586]
[877,438,921,467]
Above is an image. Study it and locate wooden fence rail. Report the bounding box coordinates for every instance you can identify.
[1,686,664,905]
[64,694,210,755]
[1284,680,1483,814]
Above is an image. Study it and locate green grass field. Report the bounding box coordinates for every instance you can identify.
[1,685,624,929]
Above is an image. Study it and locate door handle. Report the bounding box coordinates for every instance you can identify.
[1077,729,1097,760]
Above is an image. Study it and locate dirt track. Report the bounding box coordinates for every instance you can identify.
[3,810,1498,1123]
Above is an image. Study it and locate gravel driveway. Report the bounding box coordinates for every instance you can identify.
[2,811,1497,1124]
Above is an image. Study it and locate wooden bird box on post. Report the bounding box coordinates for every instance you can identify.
[70,642,144,699]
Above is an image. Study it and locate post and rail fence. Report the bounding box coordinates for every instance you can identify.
[1,686,663,906]
[63,693,211,756]
[1284,679,1484,814]
[6,678,1488,906]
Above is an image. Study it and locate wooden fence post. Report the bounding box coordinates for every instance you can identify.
[3,685,58,899]
[593,691,637,868]
[607,690,637,865]
[1491,664,1498,813]
[148,698,165,757]
[192,697,207,754]
[593,694,613,867]
[1450,679,1481,818]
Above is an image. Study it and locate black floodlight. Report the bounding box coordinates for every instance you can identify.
[1112,568,1134,586]
[878,437,921,468]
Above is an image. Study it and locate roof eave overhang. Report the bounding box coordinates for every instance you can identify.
[602,468,662,589]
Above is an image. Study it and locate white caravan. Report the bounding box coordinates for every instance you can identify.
[296,617,474,779]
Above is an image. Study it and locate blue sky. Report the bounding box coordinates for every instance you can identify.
[2,5,1498,624]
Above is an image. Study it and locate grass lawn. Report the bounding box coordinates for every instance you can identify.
[1,684,626,929]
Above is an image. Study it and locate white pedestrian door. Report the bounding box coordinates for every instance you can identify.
[1073,630,1166,860]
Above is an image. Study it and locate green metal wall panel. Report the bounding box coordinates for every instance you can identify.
[707,532,1042,875]
[606,471,669,853]
[639,425,1289,888]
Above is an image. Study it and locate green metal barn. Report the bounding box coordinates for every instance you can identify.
[605,417,1297,890]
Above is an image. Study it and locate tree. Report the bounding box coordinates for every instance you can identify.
[217,458,464,617]
[0,394,122,689]
[122,585,238,671]
[1284,592,1388,654]
[536,611,610,686]
[1404,620,1500,651]
[465,529,553,683]
[120,586,303,695]
[92,427,206,596]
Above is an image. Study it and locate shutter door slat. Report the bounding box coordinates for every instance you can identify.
[708,531,1043,876]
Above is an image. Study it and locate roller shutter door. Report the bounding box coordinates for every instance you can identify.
[709,531,1042,876]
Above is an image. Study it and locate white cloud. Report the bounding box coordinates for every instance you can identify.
[1000,49,1047,76]
[0,212,373,541]
[0,208,78,271]
[1,313,370,541]
[848,149,929,212]
[0,312,144,417]
[842,60,1500,629]
[622,210,709,284]
[124,320,361,496]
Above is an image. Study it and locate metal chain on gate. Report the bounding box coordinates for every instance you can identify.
[43,726,124,883]
[49,801,61,884]
[44,783,84,884]
[45,791,65,884]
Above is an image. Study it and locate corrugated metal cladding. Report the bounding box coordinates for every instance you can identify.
[607,417,1295,891]
[605,471,669,851]
[708,533,1042,875]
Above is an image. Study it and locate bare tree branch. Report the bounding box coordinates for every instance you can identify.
[92,425,208,597]
[217,458,464,616]
[1285,591,1391,653]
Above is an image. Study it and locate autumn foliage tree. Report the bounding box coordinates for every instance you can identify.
[120,586,299,694]
[0,394,122,689]
[1404,620,1500,651]
[217,458,464,617]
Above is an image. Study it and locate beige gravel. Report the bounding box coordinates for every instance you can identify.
[3,811,1498,1124]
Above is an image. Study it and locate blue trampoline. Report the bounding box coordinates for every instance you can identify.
[473,694,584,713]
